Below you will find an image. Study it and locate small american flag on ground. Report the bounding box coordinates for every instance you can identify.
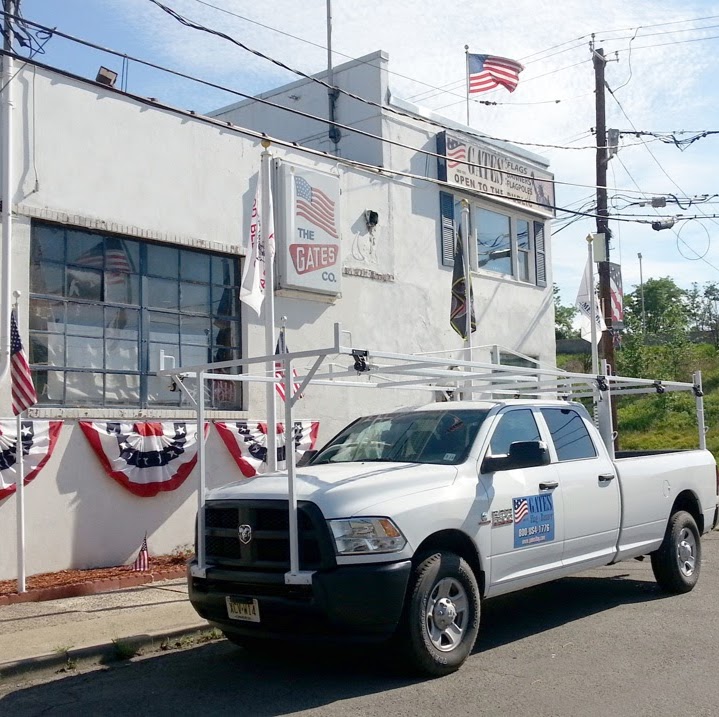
[446,136,467,168]
[10,310,38,416]
[468,54,524,94]
[295,176,338,238]
[513,497,529,523]
[275,329,301,402]
[132,534,150,572]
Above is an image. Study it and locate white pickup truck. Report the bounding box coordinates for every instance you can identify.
[187,399,719,675]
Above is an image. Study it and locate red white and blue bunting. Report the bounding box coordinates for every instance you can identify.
[215,421,319,477]
[0,420,62,500]
[79,421,209,498]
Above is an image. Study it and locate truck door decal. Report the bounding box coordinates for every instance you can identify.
[513,494,555,548]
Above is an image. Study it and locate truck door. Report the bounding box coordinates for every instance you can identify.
[480,407,565,594]
[539,407,620,568]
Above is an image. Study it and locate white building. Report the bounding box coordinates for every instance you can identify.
[0,49,555,579]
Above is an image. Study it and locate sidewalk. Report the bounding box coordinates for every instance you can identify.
[0,578,211,679]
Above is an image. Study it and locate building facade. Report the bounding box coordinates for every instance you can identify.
[0,50,555,579]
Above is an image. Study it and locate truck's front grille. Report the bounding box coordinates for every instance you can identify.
[202,500,335,572]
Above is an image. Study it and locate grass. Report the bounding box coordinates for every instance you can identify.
[112,638,140,660]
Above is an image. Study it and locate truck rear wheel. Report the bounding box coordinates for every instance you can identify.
[401,551,480,676]
[651,510,701,594]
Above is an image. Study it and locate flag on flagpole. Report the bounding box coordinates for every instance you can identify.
[575,257,606,344]
[10,310,38,416]
[450,227,476,339]
[132,534,149,571]
[240,173,275,316]
[468,53,524,94]
[274,328,301,402]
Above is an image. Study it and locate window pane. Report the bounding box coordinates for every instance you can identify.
[149,342,180,372]
[32,263,64,296]
[518,251,530,282]
[181,249,210,283]
[67,231,103,268]
[477,208,512,275]
[67,267,102,301]
[30,299,64,332]
[32,224,65,262]
[67,336,104,369]
[489,409,540,454]
[105,374,140,404]
[67,303,104,337]
[182,343,210,367]
[517,220,530,250]
[147,276,179,310]
[146,376,181,406]
[210,378,238,408]
[105,273,140,305]
[106,340,139,371]
[180,282,209,314]
[147,243,178,278]
[149,312,179,345]
[541,408,596,461]
[211,255,239,286]
[212,319,240,362]
[65,371,104,405]
[29,333,64,367]
[105,307,139,340]
[38,370,64,403]
[182,315,210,346]
[212,284,238,317]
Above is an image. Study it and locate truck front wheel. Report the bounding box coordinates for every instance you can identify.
[402,551,480,676]
[651,510,701,594]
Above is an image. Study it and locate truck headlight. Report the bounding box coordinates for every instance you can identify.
[328,518,407,554]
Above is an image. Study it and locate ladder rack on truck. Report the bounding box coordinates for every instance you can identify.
[157,322,707,588]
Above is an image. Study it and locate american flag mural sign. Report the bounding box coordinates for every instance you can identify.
[0,420,62,500]
[79,421,209,497]
[276,161,341,296]
[437,131,555,218]
[608,262,624,329]
[215,420,320,478]
[513,493,555,548]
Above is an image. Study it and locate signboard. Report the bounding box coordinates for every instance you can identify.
[275,161,341,296]
[437,131,555,218]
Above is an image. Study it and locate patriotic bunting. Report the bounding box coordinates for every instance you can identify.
[215,420,320,478]
[0,420,62,500]
[79,421,209,497]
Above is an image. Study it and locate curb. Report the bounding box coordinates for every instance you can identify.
[0,621,215,679]
[0,567,187,605]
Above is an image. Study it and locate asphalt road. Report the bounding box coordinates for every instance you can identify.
[2,531,718,717]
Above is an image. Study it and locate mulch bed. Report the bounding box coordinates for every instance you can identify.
[0,554,190,604]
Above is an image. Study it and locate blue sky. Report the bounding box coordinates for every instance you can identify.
[16,0,719,308]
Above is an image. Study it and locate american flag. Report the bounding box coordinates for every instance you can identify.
[449,227,476,339]
[446,136,467,169]
[608,262,624,326]
[275,329,301,402]
[468,54,524,94]
[75,238,133,285]
[513,497,529,523]
[132,534,149,572]
[10,310,38,416]
[295,176,338,238]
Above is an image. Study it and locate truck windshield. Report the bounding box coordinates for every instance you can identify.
[310,409,489,466]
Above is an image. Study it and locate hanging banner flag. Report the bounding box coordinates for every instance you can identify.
[575,256,606,344]
[608,262,624,329]
[0,420,62,500]
[215,420,320,478]
[79,421,209,497]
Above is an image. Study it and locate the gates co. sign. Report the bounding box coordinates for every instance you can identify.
[437,131,555,218]
[275,161,341,296]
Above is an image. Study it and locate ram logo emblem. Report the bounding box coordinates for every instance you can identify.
[238,524,253,544]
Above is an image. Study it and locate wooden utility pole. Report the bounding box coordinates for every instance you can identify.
[593,45,618,445]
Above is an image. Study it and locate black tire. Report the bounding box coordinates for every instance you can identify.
[401,551,480,677]
[651,510,702,594]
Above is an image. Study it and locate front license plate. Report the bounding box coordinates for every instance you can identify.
[226,596,260,623]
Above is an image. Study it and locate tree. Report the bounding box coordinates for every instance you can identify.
[553,284,578,339]
[623,276,691,336]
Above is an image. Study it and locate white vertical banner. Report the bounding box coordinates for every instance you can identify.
[576,255,606,346]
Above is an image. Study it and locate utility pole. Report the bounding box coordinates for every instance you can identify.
[325,0,341,151]
[593,44,618,445]
[638,252,646,335]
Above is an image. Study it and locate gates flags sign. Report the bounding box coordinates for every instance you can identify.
[276,160,341,296]
[215,420,320,477]
[0,420,62,500]
[79,421,209,497]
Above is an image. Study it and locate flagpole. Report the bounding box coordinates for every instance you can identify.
[260,140,278,471]
[587,235,599,376]
[460,200,473,395]
[464,45,470,126]
[13,295,26,594]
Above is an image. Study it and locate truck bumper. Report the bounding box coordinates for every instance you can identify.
[188,559,413,642]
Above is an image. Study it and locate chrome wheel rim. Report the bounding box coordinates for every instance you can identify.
[425,577,468,652]
[676,527,697,577]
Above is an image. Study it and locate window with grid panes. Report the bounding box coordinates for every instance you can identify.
[28,221,242,409]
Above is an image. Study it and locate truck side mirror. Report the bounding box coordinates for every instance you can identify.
[297,449,318,467]
[481,440,549,473]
